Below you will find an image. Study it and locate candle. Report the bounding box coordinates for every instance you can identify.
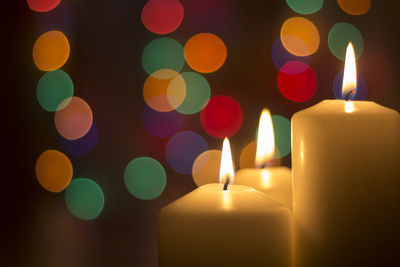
[292,43,400,266]
[236,109,292,208]
[158,138,292,266]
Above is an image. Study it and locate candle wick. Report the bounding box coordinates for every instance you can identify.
[223,176,230,191]
[259,159,274,169]
[260,162,267,169]
[345,90,355,101]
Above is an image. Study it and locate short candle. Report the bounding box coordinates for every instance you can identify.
[158,138,292,266]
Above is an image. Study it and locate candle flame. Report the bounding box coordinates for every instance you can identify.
[219,137,235,190]
[342,42,357,99]
[255,109,275,168]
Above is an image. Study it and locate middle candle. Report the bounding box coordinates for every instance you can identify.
[158,138,291,266]
[236,109,292,208]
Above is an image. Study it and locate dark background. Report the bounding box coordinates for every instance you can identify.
[3,0,400,266]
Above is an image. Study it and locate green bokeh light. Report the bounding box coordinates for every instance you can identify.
[176,72,211,114]
[272,115,291,158]
[65,178,104,220]
[124,157,166,200]
[36,69,74,112]
[328,22,364,60]
[255,115,291,158]
[286,0,323,15]
[142,38,185,76]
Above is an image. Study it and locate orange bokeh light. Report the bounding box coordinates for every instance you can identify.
[54,96,93,140]
[33,30,70,71]
[280,17,320,57]
[184,33,227,73]
[337,0,370,15]
[35,149,73,192]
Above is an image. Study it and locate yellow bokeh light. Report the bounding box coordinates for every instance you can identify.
[192,150,222,187]
[143,69,186,112]
[33,30,70,71]
[280,17,320,57]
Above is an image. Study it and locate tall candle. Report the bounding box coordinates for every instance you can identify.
[292,43,400,266]
[236,109,292,208]
[158,138,292,266]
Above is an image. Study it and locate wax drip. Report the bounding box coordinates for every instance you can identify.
[223,176,230,191]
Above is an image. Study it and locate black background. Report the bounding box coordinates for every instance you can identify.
[3,0,400,266]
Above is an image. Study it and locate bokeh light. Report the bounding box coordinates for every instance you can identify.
[337,0,370,15]
[272,37,310,71]
[271,115,291,158]
[278,61,317,102]
[27,0,61,12]
[35,149,73,192]
[143,69,186,112]
[60,123,98,157]
[142,104,184,138]
[124,157,167,200]
[36,69,74,112]
[200,95,243,138]
[165,131,208,175]
[192,150,221,187]
[239,141,281,169]
[176,72,211,114]
[54,96,93,140]
[286,0,324,15]
[184,33,227,73]
[65,178,104,220]
[141,0,184,34]
[332,70,368,100]
[328,22,364,60]
[280,17,320,57]
[33,30,70,71]
[142,38,185,76]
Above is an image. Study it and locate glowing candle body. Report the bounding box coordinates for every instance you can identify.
[158,184,291,267]
[235,167,292,208]
[292,100,400,266]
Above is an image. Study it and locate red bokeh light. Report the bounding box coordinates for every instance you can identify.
[277,61,317,102]
[200,95,243,138]
[27,0,61,12]
[141,0,184,35]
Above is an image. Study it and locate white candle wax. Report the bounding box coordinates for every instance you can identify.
[292,99,400,266]
[158,184,292,266]
[235,166,292,208]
